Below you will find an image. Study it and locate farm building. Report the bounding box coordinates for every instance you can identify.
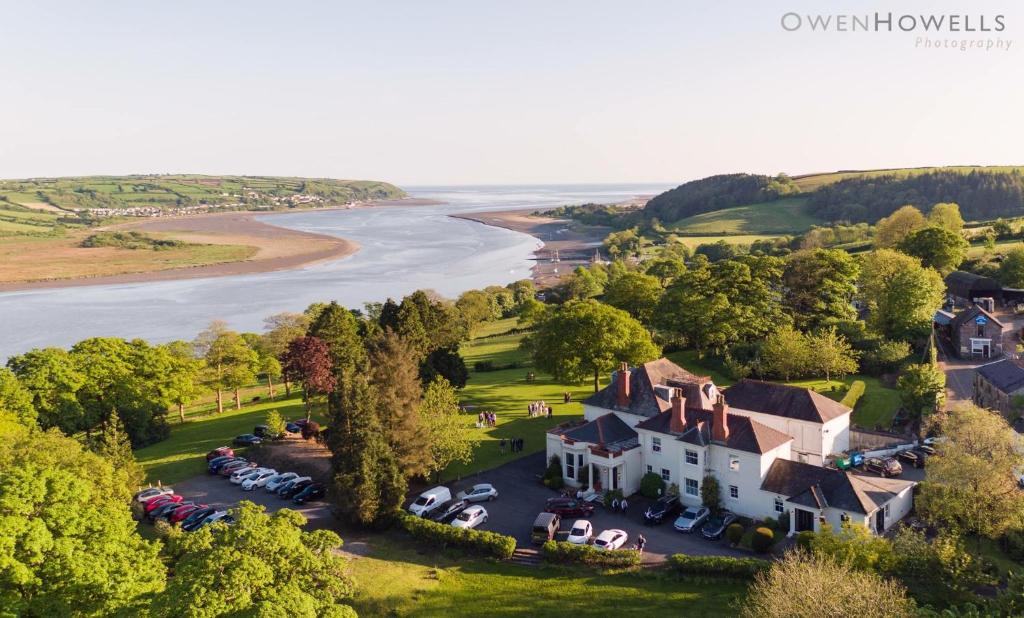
[974,358,1024,416]
[948,306,1004,359]
[945,271,1002,304]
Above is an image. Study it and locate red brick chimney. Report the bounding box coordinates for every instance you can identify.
[712,394,729,443]
[616,362,631,408]
[669,389,686,434]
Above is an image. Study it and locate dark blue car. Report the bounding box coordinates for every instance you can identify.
[233,434,262,447]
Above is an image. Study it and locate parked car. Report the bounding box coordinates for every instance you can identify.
[253,424,283,440]
[531,512,561,544]
[916,444,936,455]
[643,495,681,525]
[241,469,279,491]
[700,511,737,540]
[206,446,234,461]
[430,499,470,523]
[144,494,183,514]
[566,519,593,545]
[594,529,628,551]
[865,456,903,477]
[544,497,594,518]
[451,505,488,529]
[233,434,262,447]
[897,449,928,469]
[187,510,230,531]
[265,472,299,492]
[293,483,327,505]
[274,476,311,498]
[179,506,217,530]
[231,466,272,484]
[151,501,195,522]
[208,456,245,473]
[218,460,253,476]
[285,422,302,434]
[456,483,499,503]
[409,486,453,518]
[279,478,314,499]
[673,506,711,533]
[170,504,206,524]
[134,487,173,503]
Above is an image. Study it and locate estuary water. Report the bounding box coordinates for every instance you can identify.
[0,184,668,359]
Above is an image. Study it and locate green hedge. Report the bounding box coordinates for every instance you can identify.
[666,554,769,579]
[398,512,516,560]
[541,540,641,568]
[840,380,866,408]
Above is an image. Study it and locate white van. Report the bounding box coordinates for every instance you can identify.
[408,486,452,517]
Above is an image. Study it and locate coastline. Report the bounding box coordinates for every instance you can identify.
[0,198,437,293]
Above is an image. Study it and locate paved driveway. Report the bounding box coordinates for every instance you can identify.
[445,452,753,562]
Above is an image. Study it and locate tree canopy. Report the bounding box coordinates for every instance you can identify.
[897,225,968,274]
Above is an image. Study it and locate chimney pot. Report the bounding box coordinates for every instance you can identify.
[669,388,686,433]
[616,363,631,408]
[712,395,729,442]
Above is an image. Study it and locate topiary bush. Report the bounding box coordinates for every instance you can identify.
[398,512,516,560]
[840,380,866,409]
[666,554,769,579]
[751,526,774,553]
[639,472,666,499]
[725,522,744,545]
[541,540,641,567]
[543,455,564,489]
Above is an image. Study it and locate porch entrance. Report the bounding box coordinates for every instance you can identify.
[794,508,815,532]
[875,508,885,532]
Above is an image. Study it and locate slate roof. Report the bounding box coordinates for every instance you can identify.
[559,413,637,446]
[948,305,1004,333]
[977,358,1024,394]
[933,309,955,326]
[761,459,915,514]
[584,358,714,418]
[945,270,1002,300]
[723,379,851,424]
[636,407,792,455]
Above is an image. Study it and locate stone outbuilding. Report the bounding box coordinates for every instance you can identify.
[974,358,1024,416]
[949,306,1004,359]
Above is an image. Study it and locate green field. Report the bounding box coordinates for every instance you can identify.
[670,197,821,234]
[791,165,1024,192]
[670,234,784,250]
[348,536,746,617]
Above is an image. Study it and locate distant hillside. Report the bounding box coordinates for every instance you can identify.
[0,175,406,229]
[644,166,1024,228]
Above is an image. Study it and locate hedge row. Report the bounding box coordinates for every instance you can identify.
[840,380,866,409]
[666,553,769,579]
[398,512,516,560]
[541,540,641,568]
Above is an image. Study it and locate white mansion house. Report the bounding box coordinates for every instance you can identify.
[546,359,915,536]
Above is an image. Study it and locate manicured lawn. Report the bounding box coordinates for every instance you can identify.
[965,535,1024,578]
[347,537,747,617]
[135,393,323,485]
[450,318,591,480]
[670,197,821,234]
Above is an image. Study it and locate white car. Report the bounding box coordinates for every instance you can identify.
[593,529,628,551]
[451,505,488,529]
[134,487,173,503]
[456,483,499,503]
[241,469,278,491]
[231,466,272,484]
[566,519,593,545]
[264,472,299,492]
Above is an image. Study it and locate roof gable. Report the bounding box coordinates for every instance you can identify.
[977,358,1024,393]
[761,459,915,514]
[583,358,712,418]
[724,379,851,424]
[949,305,1004,332]
[636,407,791,455]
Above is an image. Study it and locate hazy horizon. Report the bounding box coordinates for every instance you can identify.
[3,1,1022,185]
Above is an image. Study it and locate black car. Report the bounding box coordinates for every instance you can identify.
[180,506,217,530]
[700,511,737,540]
[233,434,262,447]
[430,499,470,523]
[897,448,929,469]
[280,479,313,499]
[150,501,194,522]
[253,424,283,440]
[643,495,681,525]
[292,483,327,505]
[208,456,243,473]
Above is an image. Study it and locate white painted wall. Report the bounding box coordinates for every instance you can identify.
[728,407,851,465]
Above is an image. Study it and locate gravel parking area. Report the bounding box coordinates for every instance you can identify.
[443,452,753,562]
[171,471,334,530]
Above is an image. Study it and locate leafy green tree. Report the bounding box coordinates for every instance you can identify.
[152,502,355,618]
[644,257,687,287]
[741,552,916,618]
[928,202,964,232]
[701,474,722,513]
[420,376,479,481]
[367,329,428,476]
[421,345,469,389]
[807,327,859,383]
[161,340,204,423]
[858,250,945,341]
[917,403,1024,539]
[528,300,660,391]
[565,265,603,300]
[602,227,643,258]
[507,278,536,307]
[0,422,165,615]
[897,226,968,274]
[873,205,926,248]
[0,368,35,428]
[998,245,1024,287]
[808,523,895,572]
[6,347,84,433]
[96,409,145,495]
[896,362,945,421]
[327,373,406,528]
[887,528,982,607]
[759,325,811,381]
[195,322,258,414]
[456,289,497,332]
[392,291,466,360]
[602,271,662,325]
[266,409,287,438]
[991,217,1014,238]
[308,301,367,375]
[263,311,311,396]
[861,339,912,376]
[782,249,860,330]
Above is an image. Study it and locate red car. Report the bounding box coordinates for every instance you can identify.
[544,497,595,518]
[206,446,234,461]
[144,494,183,514]
[169,503,206,524]
[219,461,252,477]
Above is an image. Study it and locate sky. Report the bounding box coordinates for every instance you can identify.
[1,1,1022,186]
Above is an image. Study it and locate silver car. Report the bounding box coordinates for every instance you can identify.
[456,483,498,503]
[673,506,711,533]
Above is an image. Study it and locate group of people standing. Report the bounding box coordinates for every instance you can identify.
[499,437,525,454]
[528,401,553,418]
[476,411,497,428]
